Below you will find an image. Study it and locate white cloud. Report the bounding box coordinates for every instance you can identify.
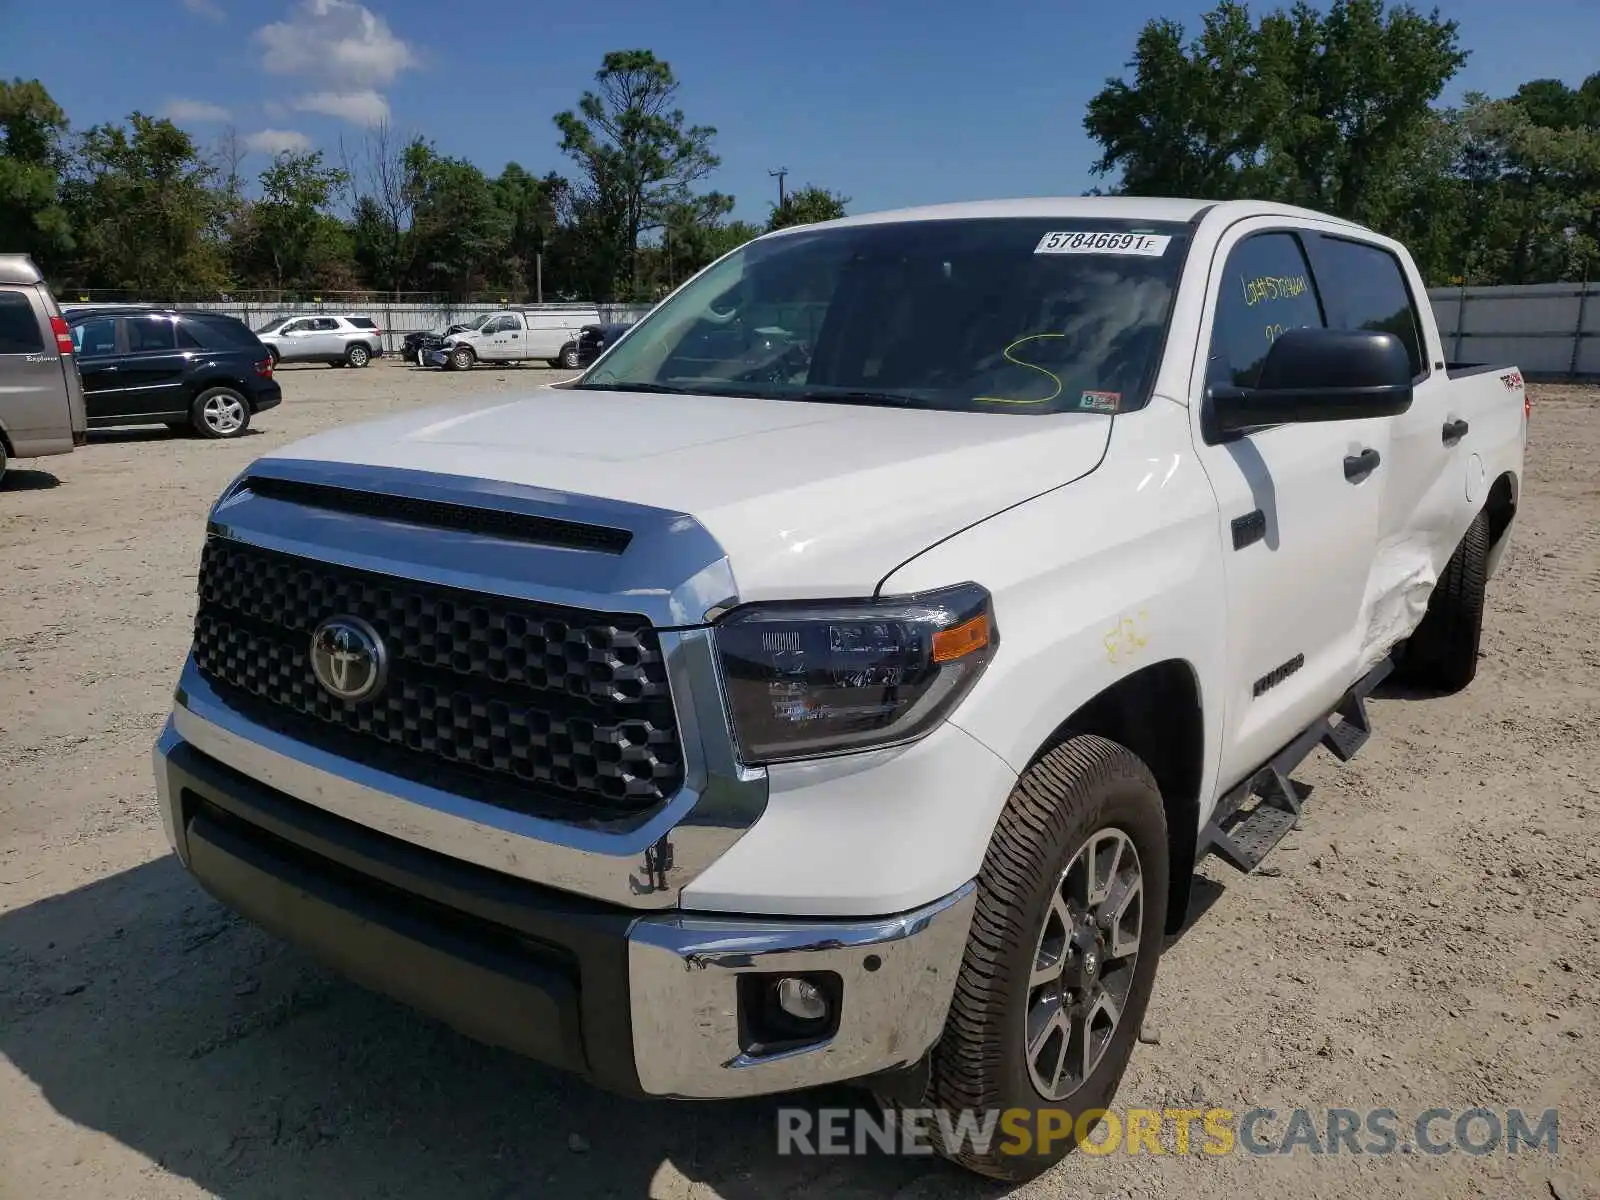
[161,98,232,122]
[181,0,224,19]
[293,88,389,124]
[242,128,313,155]
[256,1,417,88]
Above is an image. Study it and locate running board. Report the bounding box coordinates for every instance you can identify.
[1198,657,1392,874]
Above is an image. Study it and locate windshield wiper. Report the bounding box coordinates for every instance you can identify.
[781,389,931,408]
[569,381,695,394]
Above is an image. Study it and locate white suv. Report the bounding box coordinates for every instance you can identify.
[255,314,384,368]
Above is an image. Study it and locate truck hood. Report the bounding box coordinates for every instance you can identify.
[266,387,1112,601]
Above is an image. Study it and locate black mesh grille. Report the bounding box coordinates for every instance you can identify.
[192,537,684,815]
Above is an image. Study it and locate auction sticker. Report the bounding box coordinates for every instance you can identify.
[1035,231,1171,256]
[1079,390,1121,413]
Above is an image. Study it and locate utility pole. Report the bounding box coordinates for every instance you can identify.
[769,167,788,211]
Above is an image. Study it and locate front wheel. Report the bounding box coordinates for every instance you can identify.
[905,735,1169,1181]
[449,346,474,372]
[191,387,251,439]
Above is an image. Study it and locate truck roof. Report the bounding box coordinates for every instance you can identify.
[768,196,1371,235]
[0,254,45,285]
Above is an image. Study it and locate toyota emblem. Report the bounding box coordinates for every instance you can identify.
[309,616,388,703]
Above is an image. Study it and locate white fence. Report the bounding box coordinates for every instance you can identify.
[1426,282,1600,378]
[70,299,657,355]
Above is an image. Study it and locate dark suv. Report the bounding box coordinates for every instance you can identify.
[575,322,635,368]
[66,308,281,439]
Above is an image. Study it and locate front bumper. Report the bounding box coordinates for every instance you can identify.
[153,720,976,1099]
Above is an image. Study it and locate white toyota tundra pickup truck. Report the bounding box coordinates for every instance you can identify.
[153,197,1526,1179]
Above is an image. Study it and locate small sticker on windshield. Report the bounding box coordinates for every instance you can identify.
[1035,231,1171,256]
[1079,390,1121,413]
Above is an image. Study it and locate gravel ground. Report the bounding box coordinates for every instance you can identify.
[1,364,1596,1200]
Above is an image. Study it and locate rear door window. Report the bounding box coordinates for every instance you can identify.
[311,317,340,331]
[0,290,45,354]
[1304,234,1426,377]
[72,316,119,357]
[127,315,178,353]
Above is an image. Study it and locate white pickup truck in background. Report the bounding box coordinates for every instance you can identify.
[437,304,601,371]
[154,197,1525,1181]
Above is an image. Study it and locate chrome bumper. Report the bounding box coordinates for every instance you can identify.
[155,719,976,1099]
[627,883,975,1097]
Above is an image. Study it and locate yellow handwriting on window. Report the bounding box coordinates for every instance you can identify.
[1242,274,1308,307]
[974,332,1066,406]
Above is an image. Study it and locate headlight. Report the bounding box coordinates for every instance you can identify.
[712,583,997,765]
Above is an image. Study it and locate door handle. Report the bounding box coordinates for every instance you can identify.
[1343,448,1381,480]
[1442,418,1469,444]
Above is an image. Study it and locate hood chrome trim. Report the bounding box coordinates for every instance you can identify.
[209,457,740,627]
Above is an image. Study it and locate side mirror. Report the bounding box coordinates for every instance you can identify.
[1206,328,1413,438]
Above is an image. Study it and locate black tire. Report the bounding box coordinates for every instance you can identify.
[449,345,475,372]
[1397,510,1490,693]
[190,387,251,439]
[0,439,8,488]
[896,735,1169,1181]
[559,342,581,370]
[346,343,371,368]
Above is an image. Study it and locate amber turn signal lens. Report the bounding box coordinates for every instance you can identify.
[932,613,991,663]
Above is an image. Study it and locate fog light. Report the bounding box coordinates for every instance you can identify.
[775,976,829,1022]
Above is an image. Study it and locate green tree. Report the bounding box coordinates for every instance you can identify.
[0,79,72,269]
[767,185,849,230]
[1084,4,1274,199]
[62,112,225,293]
[653,191,744,293]
[1455,81,1600,283]
[405,141,511,298]
[344,120,421,292]
[1253,0,1467,224]
[493,162,565,297]
[239,150,350,290]
[554,50,720,298]
[1085,0,1466,233]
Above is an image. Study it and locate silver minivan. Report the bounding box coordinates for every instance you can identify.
[0,255,87,485]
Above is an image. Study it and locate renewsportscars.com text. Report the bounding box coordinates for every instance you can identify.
[777,1106,1561,1159]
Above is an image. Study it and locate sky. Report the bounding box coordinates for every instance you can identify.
[2,0,1598,225]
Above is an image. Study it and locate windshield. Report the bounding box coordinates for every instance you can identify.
[578,217,1191,414]
[254,316,290,333]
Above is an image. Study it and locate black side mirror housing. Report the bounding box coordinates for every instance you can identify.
[1206,328,1414,439]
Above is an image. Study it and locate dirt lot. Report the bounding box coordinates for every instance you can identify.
[1,364,1596,1200]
